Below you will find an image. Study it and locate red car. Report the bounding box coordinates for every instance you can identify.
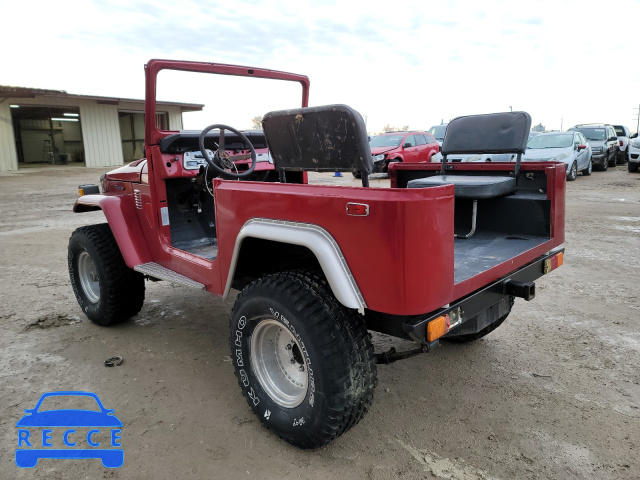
[69,60,565,450]
[368,130,440,173]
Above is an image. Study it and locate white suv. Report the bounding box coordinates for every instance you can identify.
[628,133,640,172]
[612,125,631,164]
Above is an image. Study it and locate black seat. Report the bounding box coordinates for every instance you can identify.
[408,111,531,199]
[262,104,374,186]
[408,111,532,238]
[409,175,516,199]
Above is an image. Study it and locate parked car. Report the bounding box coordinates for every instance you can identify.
[428,124,447,145]
[569,124,618,170]
[69,62,566,450]
[612,125,631,164]
[367,131,440,173]
[628,132,640,172]
[523,131,592,180]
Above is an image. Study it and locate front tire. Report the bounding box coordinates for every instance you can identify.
[567,161,577,181]
[230,271,376,449]
[582,157,592,176]
[629,162,639,173]
[68,224,145,326]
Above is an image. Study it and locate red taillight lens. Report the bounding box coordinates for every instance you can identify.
[620,140,624,146]
[544,252,564,274]
[346,203,369,216]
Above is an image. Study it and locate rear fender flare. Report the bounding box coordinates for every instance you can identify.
[73,195,152,267]
[223,218,367,313]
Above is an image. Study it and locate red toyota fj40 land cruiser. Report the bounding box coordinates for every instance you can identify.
[69,59,565,449]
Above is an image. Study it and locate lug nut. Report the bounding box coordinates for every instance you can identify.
[290,358,296,364]
[285,344,292,350]
[298,365,304,372]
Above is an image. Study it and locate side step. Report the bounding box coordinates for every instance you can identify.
[134,262,206,290]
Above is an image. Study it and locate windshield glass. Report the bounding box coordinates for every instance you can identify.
[428,125,447,141]
[370,134,404,148]
[527,134,573,149]
[573,128,605,141]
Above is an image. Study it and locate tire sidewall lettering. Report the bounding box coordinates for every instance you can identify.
[232,300,319,437]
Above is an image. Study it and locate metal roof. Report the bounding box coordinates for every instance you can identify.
[0,85,203,111]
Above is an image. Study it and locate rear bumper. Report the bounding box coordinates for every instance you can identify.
[399,247,564,345]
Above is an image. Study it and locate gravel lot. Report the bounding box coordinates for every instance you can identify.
[1,165,638,479]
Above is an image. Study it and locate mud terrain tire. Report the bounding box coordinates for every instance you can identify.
[68,224,145,326]
[230,271,376,449]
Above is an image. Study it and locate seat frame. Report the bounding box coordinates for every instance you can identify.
[409,111,532,238]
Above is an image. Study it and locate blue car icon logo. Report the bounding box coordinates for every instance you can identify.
[16,391,123,468]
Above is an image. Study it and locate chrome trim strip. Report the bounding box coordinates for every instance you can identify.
[222,218,366,312]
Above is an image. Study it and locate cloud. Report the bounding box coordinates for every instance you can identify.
[3,0,640,132]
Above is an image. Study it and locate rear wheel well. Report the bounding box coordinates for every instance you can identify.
[230,238,322,291]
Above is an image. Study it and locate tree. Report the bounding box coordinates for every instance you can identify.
[381,124,410,133]
[251,116,263,130]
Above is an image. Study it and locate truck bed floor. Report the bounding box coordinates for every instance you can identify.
[454,232,548,284]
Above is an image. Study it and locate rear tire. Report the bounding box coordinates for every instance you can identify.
[229,271,376,449]
[68,224,145,326]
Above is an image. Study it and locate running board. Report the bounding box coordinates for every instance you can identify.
[134,262,206,290]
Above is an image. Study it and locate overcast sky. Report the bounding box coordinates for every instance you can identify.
[2,0,639,133]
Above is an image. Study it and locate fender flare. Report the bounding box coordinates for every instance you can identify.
[73,195,152,267]
[223,218,367,313]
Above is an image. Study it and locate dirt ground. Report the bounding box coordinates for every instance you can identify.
[0,165,639,480]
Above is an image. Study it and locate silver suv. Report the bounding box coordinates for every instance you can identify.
[569,124,618,171]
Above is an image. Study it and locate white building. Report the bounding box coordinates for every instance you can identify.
[0,86,202,172]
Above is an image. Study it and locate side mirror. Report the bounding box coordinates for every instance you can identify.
[577,144,587,151]
[631,133,638,139]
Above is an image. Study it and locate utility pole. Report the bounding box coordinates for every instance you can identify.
[634,105,640,134]
[560,117,563,131]
[509,106,512,112]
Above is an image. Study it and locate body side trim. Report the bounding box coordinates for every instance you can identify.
[222,218,366,312]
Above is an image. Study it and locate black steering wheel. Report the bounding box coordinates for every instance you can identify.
[198,124,257,179]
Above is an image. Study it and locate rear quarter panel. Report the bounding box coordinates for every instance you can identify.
[213,180,455,315]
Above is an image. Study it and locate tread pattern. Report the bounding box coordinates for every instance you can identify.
[231,270,377,449]
[69,223,145,325]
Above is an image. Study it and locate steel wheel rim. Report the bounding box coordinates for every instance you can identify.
[250,319,308,408]
[571,162,577,179]
[78,251,100,303]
